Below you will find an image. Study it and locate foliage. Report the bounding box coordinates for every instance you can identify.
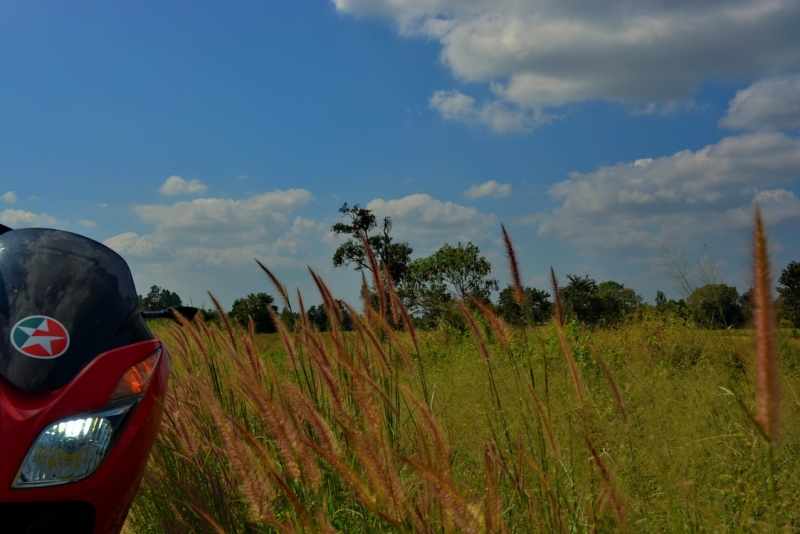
[560,275,642,327]
[778,261,800,332]
[331,202,413,285]
[400,242,498,319]
[306,304,328,332]
[279,306,300,332]
[560,274,600,324]
[139,285,183,311]
[654,290,689,319]
[687,283,745,328]
[229,292,278,333]
[306,300,353,332]
[199,307,220,323]
[496,285,552,325]
[597,280,643,320]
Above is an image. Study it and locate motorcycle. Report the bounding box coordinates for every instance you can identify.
[0,224,196,533]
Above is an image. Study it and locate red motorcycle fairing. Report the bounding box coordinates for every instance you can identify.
[0,338,170,534]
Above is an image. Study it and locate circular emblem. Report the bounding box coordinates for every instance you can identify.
[10,316,70,359]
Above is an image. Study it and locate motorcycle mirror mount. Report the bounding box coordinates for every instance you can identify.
[141,306,199,323]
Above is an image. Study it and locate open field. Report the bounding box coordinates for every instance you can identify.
[126,299,800,532]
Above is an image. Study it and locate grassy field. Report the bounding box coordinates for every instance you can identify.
[127,217,799,533]
[125,293,800,532]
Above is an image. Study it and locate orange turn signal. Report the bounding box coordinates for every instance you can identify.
[110,349,161,400]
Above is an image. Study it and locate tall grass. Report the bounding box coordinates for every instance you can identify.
[129,212,800,532]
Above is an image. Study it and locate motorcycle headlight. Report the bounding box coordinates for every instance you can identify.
[13,401,137,488]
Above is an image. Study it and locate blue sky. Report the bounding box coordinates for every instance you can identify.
[2,0,799,311]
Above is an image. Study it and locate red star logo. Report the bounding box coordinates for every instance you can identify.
[11,316,70,358]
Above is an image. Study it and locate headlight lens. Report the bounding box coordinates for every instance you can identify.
[13,402,136,488]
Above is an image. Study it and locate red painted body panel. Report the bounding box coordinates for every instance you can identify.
[0,338,170,534]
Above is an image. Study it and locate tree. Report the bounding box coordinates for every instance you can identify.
[337,300,355,332]
[229,293,279,333]
[199,308,220,323]
[654,290,689,320]
[560,276,642,327]
[400,242,498,317]
[331,203,413,285]
[306,305,329,332]
[306,301,354,333]
[686,284,744,329]
[560,275,601,325]
[496,286,553,326]
[597,280,643,322]
[139,285,182,311]
[279,307,300,332]
[778,261,800,334]
[738,288,753,325]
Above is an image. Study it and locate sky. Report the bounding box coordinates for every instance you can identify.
[2,0,800,311]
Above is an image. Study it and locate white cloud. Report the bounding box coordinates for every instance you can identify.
[134,189,312,238]
[718,189,800,229]
[0,209,63,228]
[464,180,512,199]
[158,175,209,196]
[104,191,337,311]
[2,191,17,203]
[78,219,97,228]
[367,193,496,252]
[429,90,553,133]
[532,132,800,254]
[105,189,316,265]
[104,232,166,258]
[720,73,800,131]
[336,0,800,127]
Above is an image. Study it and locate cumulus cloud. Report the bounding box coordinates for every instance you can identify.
[531,132,800,254]
[720,73,800,131]
[0,209,62,228]
[78,219,97,228]
[367,193,496,251]
[464,180,512,199]
[2,191,17,203]
[134,189,312,238]
[158,175,209,196]
[429,90,553,133]
[105,189,316,267]
[336,0,800,127]
[104,191,337,310]
[104,231,166,258]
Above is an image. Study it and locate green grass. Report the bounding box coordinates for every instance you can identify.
[125,301,800,533]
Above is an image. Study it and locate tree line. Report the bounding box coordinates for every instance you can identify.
[140,203,800,334]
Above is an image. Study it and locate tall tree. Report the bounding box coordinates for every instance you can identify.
[654,290,689,319]
[560,274,601,325]
[306,304,329,332]
[686,284,745,329]
[496,285,553,326]
[279,307,300,332]
[229,293,279,333]
[778,261,800,334]
[139,285,183,311]
[331,203,413,285]
[306,300,354,332]
[560,276,642,326]
[597,280,643,322]
[400,242,498,317]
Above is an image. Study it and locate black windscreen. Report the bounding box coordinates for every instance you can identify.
[0,229,153,391]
